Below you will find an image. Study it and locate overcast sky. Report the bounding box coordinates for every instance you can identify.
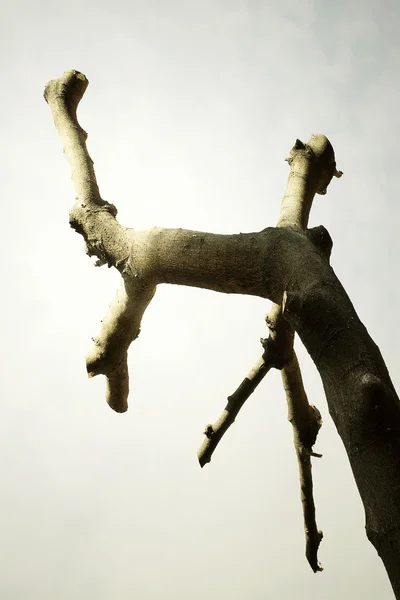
[1,0,399,598]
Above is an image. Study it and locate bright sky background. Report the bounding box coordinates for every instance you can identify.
[1,0,399,598]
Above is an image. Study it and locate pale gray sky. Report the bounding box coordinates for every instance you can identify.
[1,0,399,598]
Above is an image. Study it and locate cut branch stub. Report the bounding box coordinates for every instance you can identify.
[285,135,340,196]
[44,70,88,116]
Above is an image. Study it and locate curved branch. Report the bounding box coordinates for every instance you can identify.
[44,70,129,269]
[45,71,156,410]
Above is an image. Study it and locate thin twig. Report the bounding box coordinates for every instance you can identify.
[198,353,273,467]
[198,304,294,466]
[283,353,324,572]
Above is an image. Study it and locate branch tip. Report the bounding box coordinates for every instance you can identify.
[306,529,324,572]
[44,69,88,110]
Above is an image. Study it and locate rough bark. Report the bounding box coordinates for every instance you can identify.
[44,70,400,598]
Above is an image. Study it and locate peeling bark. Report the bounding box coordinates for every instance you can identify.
[45,70,400,598]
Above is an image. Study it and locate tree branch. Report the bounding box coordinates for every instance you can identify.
[197,136,338,570]
[45,73,329,568]
[45,71,157,410]
[197,136,340,464]
[86,279,156,412]
[45,71,400,596]
[197,351,274,468]
[197,303,294,467]
[282,352,323,572]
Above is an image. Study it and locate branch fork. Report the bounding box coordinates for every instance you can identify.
[197,135,340,571]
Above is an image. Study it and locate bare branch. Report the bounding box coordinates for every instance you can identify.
[86,279,156,412]
[196,136,332,570]
[44,73,400,593]
[44,70,128,265]
[45,70,156,410]
[278,134,340,228]
[44,70,116,216]
[283,353,323,572]
[198,134,340,465]
[197,303,294,466]
[198,353,274,467]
